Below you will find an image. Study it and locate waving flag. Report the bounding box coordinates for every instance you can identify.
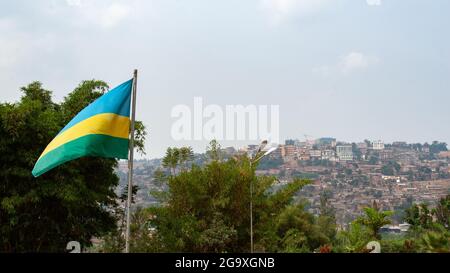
[32,79,133,177]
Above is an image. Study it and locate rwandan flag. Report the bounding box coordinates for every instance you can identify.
[32,79,133,177]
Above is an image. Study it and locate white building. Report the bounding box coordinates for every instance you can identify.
[336,145,353,161]
[309,150,322,158]
[321,150,336,161]
[372,140,385,150]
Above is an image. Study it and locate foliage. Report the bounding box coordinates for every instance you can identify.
[257,157,284,170]
[162,147,180,175]
[334,222,372,253]
[317,193,337,241]
[381,161,400,176]
[206,139,222,161]
[405,203,433,230]
[433,195,450,229]
[133,141,331,253]
[401,195,450,253]
[368,154,379,165]
[0,80,146,252]
[161,146,194,175]
[355,206,393,240]
[429,141,448,154]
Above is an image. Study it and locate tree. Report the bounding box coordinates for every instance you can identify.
[344,168,352,176]
[405,203,433,231]
[433,195,450,230]
[206,139,222,161]
[161,146,194,174]
[162,147,180,175]
[317,192,337,241]
[0,80,146,252]
[430,141,448,154]
[419,229,450,253]
[179,147,194,170]
[402,196,450,253]
[140,144,329,253]
[335,222,372,253]
[355,204,393,240]
[352,143,362,161]
[368,154,379,165]
[381,165,394,176]
[271,205,329,252]
[381,161,400,176]
[257,157,284,170]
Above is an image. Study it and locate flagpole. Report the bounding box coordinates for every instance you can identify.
[125,69,138,253]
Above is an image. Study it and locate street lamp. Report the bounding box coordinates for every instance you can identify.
[249,140,277,253]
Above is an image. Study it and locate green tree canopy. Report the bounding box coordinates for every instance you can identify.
[355,203,393,240]
[0,80,146,252]
[135,142,331,253]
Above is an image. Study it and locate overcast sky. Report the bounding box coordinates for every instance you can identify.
[1,0,449,158]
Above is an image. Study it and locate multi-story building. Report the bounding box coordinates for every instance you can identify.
[309,150,322,159]
[317,138,337,148]
[379,149,393,161]
[357,142,368,149]
[321,149,336,161]
[438,151,450,159]
[285,139,296,146]
[372,140,385,150]
[392,141,408,148]
[282,145,297,160]
[336,145,353,161]
[298,147,311,161]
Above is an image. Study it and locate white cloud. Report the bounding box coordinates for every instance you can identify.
[339,52,379,73]
[99,3,131,28]
[313,52,379,76]
[366,0,382,6]
[261,0,333,25]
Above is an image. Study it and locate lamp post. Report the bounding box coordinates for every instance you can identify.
[249,140,277,253]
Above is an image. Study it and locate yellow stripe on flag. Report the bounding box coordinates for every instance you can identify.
[39,113,130,160]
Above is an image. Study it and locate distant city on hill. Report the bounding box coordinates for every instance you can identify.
[117,138,450,228]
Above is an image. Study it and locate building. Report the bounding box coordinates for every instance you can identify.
[285,139,296,146]
[321,149,336,161]
[298,147,310,161]
[336,145,353,161]
[392,141,408,148]
[438,151,450,159]
[316,137,337,148]
[380,223,411,234]
[309,150,322,159]
[379,149,393,161]
[357,142,368,149]
[372,140,385,150]
[281,145,297,160]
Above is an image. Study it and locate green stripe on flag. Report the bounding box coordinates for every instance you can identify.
[32,134,129,177]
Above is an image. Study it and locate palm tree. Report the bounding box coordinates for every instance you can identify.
[162,147,180,175]
[179,147,194,171]
[206,140,221,161]
[356,203,393,240]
